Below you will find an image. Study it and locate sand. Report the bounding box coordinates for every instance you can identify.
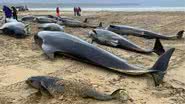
[0,11,185,104]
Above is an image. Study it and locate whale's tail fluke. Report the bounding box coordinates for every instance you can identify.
[176,30,184,39]
[153,38,165,56]
[150,48,175,86]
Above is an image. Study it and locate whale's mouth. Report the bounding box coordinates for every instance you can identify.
[34,34,43,48]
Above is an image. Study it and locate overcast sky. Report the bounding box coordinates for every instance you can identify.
[0,0,184,3]
[0,0,185,7]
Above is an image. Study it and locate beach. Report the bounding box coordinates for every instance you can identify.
[0,10,185,104]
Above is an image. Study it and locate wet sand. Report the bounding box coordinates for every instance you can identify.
[0,11,185,104]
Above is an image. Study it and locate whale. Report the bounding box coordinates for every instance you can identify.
[34,16,58,23]
[34,31,175,86]
[89,29,165,55]
[21,15,36,22]
[45,15,102,28]
[59,18,101,28]
[106,25,184,40]
[26,76,129,101]
[38,23,64,31]
[0,22,30,38]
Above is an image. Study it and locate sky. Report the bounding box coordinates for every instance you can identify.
[0,0,185,7]
[0,0,184,3]
[0,0,134,3]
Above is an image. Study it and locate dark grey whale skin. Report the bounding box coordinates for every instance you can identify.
[46,15,101,28]
[89,29,165,56]
[106,25,184,40]
[21,16,36,22]
[58,18,99,28]
[35,31,175,86]
[0,22,28,38]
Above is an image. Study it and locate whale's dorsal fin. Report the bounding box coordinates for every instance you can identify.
[83,18,88,23]
[98,22,103,28]
[153,38,165,56]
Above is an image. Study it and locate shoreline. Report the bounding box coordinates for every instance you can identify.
[29,7,185,12]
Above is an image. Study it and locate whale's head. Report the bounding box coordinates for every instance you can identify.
[88,29,97,39]
[26,76,43,89]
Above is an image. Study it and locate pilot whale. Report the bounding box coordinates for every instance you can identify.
[46,15,102,28]
[38,23,64,31]
[106,25,184,40]
[88,29,165,55]
[0,22,30,38]
[34,31,175,86]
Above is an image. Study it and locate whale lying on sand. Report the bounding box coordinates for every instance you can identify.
[34,31,175,86]
[0,22,30,38]
[59,18,102,28]
[89,29,165,55]
[21,15,36,22]
[26,76,129,101]
[46,15,102,28]
[106,25,184,40]
[38,23,64,31]
[34,16,58,23]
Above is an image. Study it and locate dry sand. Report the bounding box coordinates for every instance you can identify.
[0,11,185,104]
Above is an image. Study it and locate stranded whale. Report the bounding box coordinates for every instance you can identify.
[88,29,165,55]
[106,25,184,40]
[34,31,175,86]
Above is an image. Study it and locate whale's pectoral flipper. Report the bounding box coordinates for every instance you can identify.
[40,81,54,97]
[90,38,95,44]
[149,48,175,86]
[42,44,56,59]
[176,30,184,39]
[91,40,98,47]
[153,39,165,56]
[107,40,118,47]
